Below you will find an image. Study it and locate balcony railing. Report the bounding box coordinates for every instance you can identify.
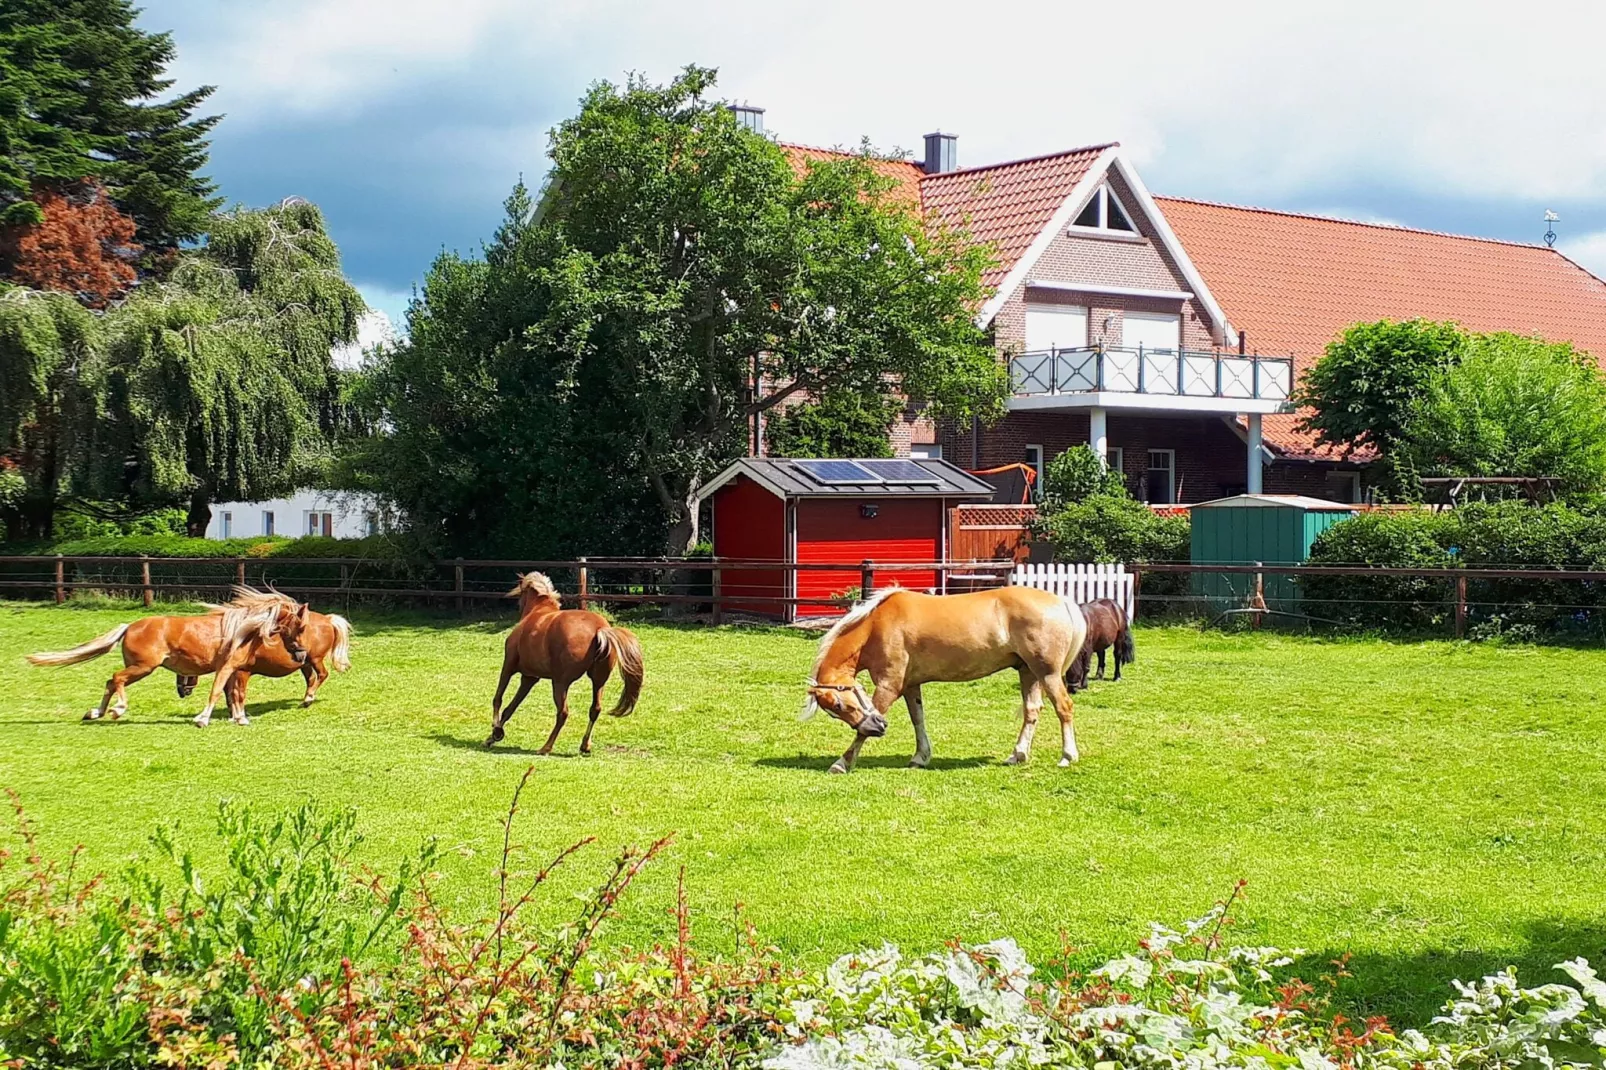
[1009,346,1293,402]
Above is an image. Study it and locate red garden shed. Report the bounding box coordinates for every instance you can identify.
[696,457,997,621]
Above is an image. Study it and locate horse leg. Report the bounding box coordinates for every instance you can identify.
[829,734,868,775]
[1042,672,1080,766]
[301,657,328,707]
[905,684,931,769]
[1006,668,1043,765]
[486,675,536,747]
[90,663,156,721]
[228,672,252,723]
[487,663,517,745]
[1097,647,1107,680]
[537,678,572,756]
[579,660,609,756]
[194,665,240,727]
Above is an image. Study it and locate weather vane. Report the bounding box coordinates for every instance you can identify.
[1544,209,1559,248]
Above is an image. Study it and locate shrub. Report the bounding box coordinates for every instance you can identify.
[1296,319,1466,457]
[1040,445,1126,509]
[1034,493,1190,565]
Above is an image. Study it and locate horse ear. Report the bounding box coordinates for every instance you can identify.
[298,603,310,621]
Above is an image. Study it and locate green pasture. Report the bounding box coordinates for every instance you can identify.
[2,599,1604,1025]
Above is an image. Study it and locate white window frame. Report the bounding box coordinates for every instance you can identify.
[221,511,233,538]
[1024,444,1044,501]
[1327,470,1362,504]
[1145,449,1175,505]
[1106,446,1124,476]
[1024,303,1089,353]
[1068,185,1140,237]
[909,443,942,460]
[305,511,333,537]
[262,510,275,536]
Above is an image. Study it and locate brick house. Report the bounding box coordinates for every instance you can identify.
[770,115,1606,505]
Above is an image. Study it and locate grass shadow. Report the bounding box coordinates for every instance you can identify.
[428,731,563,758]
[1314,916,1606,1028]
[754,753,996,772]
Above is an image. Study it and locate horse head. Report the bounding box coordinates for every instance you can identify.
[508,572,562,616]
[270,601,312,665]
[802,680,886,737]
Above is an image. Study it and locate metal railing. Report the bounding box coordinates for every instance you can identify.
[1009,345,1293,401]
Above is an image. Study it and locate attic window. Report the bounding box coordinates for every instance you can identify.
[1071,185,1136,234]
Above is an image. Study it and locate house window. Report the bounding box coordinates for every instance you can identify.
[306,511,334,537]
[1121,311,1181,354]
[221,511,233,538]
[909,443,942,460]
[1024,444,1044,501]
[1070,185,1137,234]
[1105,447,1124,477]
[1144,449,1175,505]
[1024,303,1089,353]
[262,510,275,536]
[364,511,380,536]
[1326,470,1362,504]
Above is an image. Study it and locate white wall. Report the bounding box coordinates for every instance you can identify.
[206,490,383,540]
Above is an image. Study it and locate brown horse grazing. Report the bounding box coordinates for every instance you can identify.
[486,572,644,754]
[27,594,311,727]
[1068,598,1134,692]
[803,585,1089,774]
[175,588,352,715]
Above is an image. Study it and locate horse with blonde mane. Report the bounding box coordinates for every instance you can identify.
[173,587,353,716]
[486,572,645,754]
[27,591,312,727]
[802,586,1088,773]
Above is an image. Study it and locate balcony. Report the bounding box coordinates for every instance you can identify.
[1007,346,1295,415]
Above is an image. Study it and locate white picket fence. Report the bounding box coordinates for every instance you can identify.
[1010,562,1134,622]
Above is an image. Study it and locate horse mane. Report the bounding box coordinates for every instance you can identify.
[509,571,562,612]
[202,586,296,651]
[810,586,901,682]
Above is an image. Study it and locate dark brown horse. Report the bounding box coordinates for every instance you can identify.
[486,572,644,754]
[1068,598,1134,691]
[27,592,311,726]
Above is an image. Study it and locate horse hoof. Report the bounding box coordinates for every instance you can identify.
[909,756,930,769]
[109,709,124,721]
[192,717,209,728]
[301,697,315,708]
[1059,752,1079,767]
[1004,751,1027,765]
[828,761,849,775]
[231,717,249,727]
[83,709,101,721]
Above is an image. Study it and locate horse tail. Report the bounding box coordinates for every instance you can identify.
[27,623,130,667]
[327,615,353,672]
[596,625,644,717]
[1118,623,1135,666]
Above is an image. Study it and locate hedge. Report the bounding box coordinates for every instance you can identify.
[1303,502,1606,635]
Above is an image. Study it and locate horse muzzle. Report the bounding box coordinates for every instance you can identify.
[858,711,888,738]
[289,648,309,665]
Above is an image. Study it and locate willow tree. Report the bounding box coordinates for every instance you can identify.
[73,201,365,533]
[0,288,100,538]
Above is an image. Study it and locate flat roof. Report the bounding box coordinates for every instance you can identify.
[697,457,998,501]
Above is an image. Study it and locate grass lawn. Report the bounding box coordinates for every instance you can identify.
[3,598,1605,1025]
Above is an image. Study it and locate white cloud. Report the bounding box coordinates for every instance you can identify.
[332,305,401,370]
[1562,231,1606,280]
[160,0,1606,206]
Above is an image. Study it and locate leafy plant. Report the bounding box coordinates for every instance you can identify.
[1040,444,1127,509]
[1296,319,1466,457]
[765,389,904,460]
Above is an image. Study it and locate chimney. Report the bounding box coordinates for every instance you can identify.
[728,104,765,135]
[923,131,957,174]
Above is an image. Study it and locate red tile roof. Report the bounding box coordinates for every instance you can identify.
[1158,198,1606,459]
[780,143,1111,290]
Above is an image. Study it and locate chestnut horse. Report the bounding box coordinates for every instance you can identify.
[27,593,311,727]
[175,588,352,715]
[803,585,1088,773]
[1068,598,1133,691]
[485,572,644,754]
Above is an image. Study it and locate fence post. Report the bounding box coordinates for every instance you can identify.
[577,557,589,610]
[235,558,246,588]
[141,556,153,608]
[1250,561,1265,629]
[860,559,875,601]
[454,557,465,615]
[54,554,65,604]
[1131,568,1141,622]
[1455,574,1468,639]
[340,564,350,613]
[711,561,723,626]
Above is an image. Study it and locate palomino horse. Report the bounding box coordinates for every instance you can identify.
[175,587,352,715]
[486,572,645,754]
[27,593,311,727]
[1068,598,1133,691]
[803,585,1088,773]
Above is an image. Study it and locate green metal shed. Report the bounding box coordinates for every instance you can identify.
[1190,495,1358,608]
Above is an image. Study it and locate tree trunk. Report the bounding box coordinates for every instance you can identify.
[185,492,212,538]
[660,479,702,617]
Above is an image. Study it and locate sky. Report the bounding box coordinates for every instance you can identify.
[142,0,1606,345]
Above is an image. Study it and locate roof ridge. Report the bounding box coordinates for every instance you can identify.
[775,140,924,167]
[918,143,1119,184]
[1154,195,1559,252]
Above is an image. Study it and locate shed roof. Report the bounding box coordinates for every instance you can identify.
[697,457,996,501]
[1190,494,1359,512]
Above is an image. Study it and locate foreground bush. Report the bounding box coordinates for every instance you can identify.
[1304,502,1606,634]
[4,784,1606,1069]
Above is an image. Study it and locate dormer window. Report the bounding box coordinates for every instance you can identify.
[1071,185,1136,234]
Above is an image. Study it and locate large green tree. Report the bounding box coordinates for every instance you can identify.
[1295,319,1466,456]
[1403,333,1606,497]
[353,67,1004,557]
[0,201,364,540]
[0,0,219,260]
[764,389,904,460]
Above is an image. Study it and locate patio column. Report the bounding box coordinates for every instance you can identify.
[1246,413,1263,494]
[1089,406,1109,466]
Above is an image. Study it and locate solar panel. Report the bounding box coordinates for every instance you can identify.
[793,459,882,484]
[860,459,941,484]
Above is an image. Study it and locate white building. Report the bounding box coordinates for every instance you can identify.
[205,490,385,540]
